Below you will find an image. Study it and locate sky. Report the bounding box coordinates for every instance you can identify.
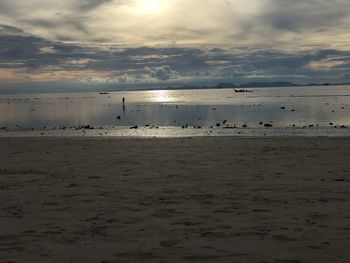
[1,0,350,91]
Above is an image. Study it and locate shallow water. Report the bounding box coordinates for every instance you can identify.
[1,85,350,136]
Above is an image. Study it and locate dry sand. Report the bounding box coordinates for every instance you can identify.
[0,137,349,263]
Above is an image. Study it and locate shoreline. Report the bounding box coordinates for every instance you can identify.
[1,126,350,138]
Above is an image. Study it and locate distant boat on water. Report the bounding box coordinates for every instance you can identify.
[99,92,109,95]
[233,89,253,93]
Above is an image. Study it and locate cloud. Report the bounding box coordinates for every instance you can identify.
[261,0,350,31]
[146,65,180,81]
[0,0,349,49]
[118,74,129,83]
[1,23,350,88]
[0,24,25,35]
[75,0,116,11]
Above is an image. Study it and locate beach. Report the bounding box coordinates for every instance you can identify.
[0,137,349,263]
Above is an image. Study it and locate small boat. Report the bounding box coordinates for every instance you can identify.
[234,89,253,93]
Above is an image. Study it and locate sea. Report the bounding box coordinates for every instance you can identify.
[1,85,350,137]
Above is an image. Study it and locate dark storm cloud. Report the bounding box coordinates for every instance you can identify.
[0,28,94,70]
[217,49,350,81]
[0,24,25,35]
[0,25,209,74]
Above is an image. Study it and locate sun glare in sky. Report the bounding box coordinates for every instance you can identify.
[136,0,161,14]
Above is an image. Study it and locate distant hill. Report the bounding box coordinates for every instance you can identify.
[239,81,298,88]
[214,83,237,88]
[168,81,350,90]
[169,81,298,90]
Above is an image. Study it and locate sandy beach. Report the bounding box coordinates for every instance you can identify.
[0,137,349,263]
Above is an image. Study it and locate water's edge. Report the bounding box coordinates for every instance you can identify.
[1,126,350,138]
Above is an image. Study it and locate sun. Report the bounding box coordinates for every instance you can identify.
[136,0,161,14]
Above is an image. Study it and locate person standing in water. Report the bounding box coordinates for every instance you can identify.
[122,97,126,113]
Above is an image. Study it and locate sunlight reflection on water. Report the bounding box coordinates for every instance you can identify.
[149,90,176,103]
[0,86,350,137]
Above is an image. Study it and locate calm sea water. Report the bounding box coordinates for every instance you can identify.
[1,85,350,136]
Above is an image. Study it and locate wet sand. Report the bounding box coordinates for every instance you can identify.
[0,137,349,263]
